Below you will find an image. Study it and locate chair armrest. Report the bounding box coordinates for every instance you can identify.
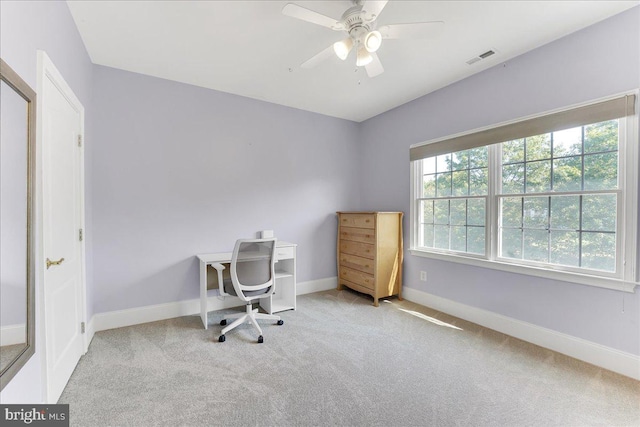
[211,263,226,272]
[210,263,231,297]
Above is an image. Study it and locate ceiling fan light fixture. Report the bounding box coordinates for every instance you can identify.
[356,45,373,67]
[333,38,354,60]
[364,30,382,53]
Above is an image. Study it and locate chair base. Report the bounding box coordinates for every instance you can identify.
[219,303,282,342]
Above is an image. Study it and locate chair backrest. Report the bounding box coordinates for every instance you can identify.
[229,238,277,302]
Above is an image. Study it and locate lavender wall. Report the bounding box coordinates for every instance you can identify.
[91,66,361,313]
[359,7,640,355]
[0,0,93,404]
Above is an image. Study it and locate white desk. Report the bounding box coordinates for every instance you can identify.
[197,241,297,329]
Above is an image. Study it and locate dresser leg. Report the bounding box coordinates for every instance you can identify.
[373,297,379,307]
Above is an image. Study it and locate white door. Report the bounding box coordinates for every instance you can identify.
[39,52,86,403]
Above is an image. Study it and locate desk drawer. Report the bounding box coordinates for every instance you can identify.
[276,246,294,261]
[340,226,375,244]
[340,253,374,275]
[339,240,375,260]
[339,213,375,229]
[340,267,374,290]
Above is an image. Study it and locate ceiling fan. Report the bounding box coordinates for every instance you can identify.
[282,0,444,78]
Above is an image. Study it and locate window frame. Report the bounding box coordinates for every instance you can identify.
[409,92,639,293]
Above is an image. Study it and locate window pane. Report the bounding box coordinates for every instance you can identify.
[451,226,466,252]
[550,196,579,230]
[550,231,579,266]
[553,127,582,157]
[502,164,524,194]
[503,139,524,164]
[436,172,452,197]
[450,199,466,225]
[553,156,582,192]
[469,168,488,195]
[584,120,618,153]
[523,197,548,229]
[467,198,486,226]
[582,232,615,272]
[467,227,485,255]
[434,225,450,249]
[582,194,616,232]
[526,134,551,161]
[423,157,436,174]
[423,174,436,198]
[526,160,551,193]
[451,151,469,170]
[452,170,469,196]
[437,154,451,172]
[469,147,488,168]
[501,197,522,227]
[501,228,522,259]
[434,200,449,224]
[584,152,617,190]
[422,224,434,248]
[421,200,434,224]
[523,229,549,262]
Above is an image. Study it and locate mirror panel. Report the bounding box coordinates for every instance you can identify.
[0,59,36,391]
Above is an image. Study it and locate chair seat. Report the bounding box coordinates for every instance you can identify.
[222,278,270,298]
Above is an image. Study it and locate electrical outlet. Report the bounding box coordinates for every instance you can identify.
[420,271,427,282]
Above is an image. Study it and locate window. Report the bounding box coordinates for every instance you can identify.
[419,148,488,255]
[410,95,638,291]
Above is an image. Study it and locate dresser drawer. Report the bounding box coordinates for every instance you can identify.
[275,246,294,261]
[340,267,374,290]
[339,226,375,244]
[340,253,374,275]
[339,213,375,229]
[339,240,375,260]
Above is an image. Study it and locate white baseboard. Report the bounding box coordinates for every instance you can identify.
[91,277,337,333]
[296,276,336,295]
[403,287,640,380]
[0,324,26,346]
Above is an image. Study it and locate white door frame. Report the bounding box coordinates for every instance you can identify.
[36,50,88,403]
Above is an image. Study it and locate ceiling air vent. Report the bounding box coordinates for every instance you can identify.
[466,49,497,65]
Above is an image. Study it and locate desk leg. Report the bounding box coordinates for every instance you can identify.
[200,261,208,329]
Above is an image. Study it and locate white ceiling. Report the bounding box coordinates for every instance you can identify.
[67,1,638,122]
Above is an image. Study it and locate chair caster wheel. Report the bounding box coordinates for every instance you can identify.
[258,335,264,344]
[218,335,226,342]
[277,320,284,325]
[220,319,227,326]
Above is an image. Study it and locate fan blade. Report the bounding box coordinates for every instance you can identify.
[282,3,343,30]
[362,0,388,21]
[301,44,336,69]
[379,21,444,39]
[365,53,384,78]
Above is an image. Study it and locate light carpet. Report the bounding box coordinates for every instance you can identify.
[59,289,640,426]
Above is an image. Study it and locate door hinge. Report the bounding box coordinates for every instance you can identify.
[79,228,83,242]
[81,322,86,334]
[77,135,82,147]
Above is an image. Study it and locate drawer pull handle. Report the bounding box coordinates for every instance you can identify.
[366,219,370,223]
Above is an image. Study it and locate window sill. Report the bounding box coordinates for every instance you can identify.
[409,248,637,293]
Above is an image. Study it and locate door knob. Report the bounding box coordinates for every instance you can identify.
[46,257,65,269]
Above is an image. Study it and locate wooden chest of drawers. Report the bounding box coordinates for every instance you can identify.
[336,212,403,306]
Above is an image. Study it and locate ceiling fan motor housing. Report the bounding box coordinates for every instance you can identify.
[341,5,374,44]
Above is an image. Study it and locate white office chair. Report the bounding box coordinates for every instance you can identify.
[211,238,283,343]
